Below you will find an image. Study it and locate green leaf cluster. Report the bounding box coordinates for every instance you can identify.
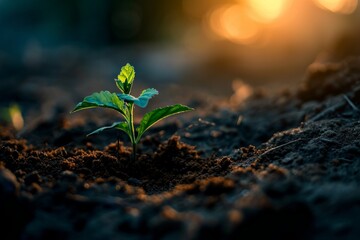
[71,63,193,159]
[115,63,135,94]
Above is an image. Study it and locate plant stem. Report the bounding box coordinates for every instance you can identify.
[128,103,137,161]
[132,142,137,161]
[116,133,120,161]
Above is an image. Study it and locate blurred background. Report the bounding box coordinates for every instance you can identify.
[1,0,360,130]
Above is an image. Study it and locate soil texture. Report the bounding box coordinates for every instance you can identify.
[1,57,360,239]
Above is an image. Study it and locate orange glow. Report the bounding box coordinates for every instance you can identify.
[313,0,358,14]
[205,0,359,47]
[9,104,24,131]
[222,5,260,44]
[182,0,207,18]
[208,5,260,44]
[230,80,253,106]
[208,6,229,40]
[246,0,290,22]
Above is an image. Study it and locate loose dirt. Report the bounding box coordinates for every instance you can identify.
[1,57,360,239]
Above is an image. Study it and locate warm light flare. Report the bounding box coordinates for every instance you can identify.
[206,0,292,45]
[313,0,358,14]
[208,6,229,40]
[208,5,260,44]
[9,104,24,131]
[246,0,290,22]
[205,0,358,47]
[230,80,253,106]
[222,5,260,44]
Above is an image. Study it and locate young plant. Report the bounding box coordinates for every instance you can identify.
[71,63,193,160]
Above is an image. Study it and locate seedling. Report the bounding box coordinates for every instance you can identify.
[71,63,193,160]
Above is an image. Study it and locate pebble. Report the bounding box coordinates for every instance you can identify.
[60,170,78,182]
[0,167,20,198]
[127,177,142,186]
[24,171,42,185]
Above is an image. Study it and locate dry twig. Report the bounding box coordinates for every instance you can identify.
[259,138,303,159]
[343,94,360,112]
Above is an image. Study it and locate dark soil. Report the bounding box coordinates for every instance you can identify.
[1,57,360,239]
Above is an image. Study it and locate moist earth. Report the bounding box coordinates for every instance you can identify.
[1,58,360,239]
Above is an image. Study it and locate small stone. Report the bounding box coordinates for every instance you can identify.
[60,170,78,182]
[28,182,43,194]
[24,171,42,185]
[0,167,20,198]
[92,159,102,168]
[78,168,92,176]
[0,168,30,240]
[127,177,142,186]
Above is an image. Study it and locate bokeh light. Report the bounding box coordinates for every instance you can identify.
[208,4,260,44]
[206,0,293,45]
[1,0,360,101]
[246,0,291,22]
[313,0,358,14]
[221,5,260,44]
[9,104,24,131]
[204,0,359,49]
[230,80,253,106]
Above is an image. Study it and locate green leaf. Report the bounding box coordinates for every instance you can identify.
[117,88,159,108]
[114,79,125,93]
[116,63,135,94]
[118,63,135,84]
[71,91,126,116]
[136,104,193,142]
[87,122,130,137]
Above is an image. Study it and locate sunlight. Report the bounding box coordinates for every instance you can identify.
[245,0,290,22]
[313,0,358,14]
[208,4,260,44]
[204,0,359,46]
[206,1,292,45]
[222,5,260,44]
[208,6,229,40]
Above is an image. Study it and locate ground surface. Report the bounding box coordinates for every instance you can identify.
[1,57,360,239]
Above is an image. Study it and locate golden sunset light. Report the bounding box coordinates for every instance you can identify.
[313,0,358,14]
[210,4,260,44]
[245,0,291,22]
[205,0,358,45]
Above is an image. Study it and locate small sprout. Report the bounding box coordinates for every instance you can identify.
[71,63,193,160]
